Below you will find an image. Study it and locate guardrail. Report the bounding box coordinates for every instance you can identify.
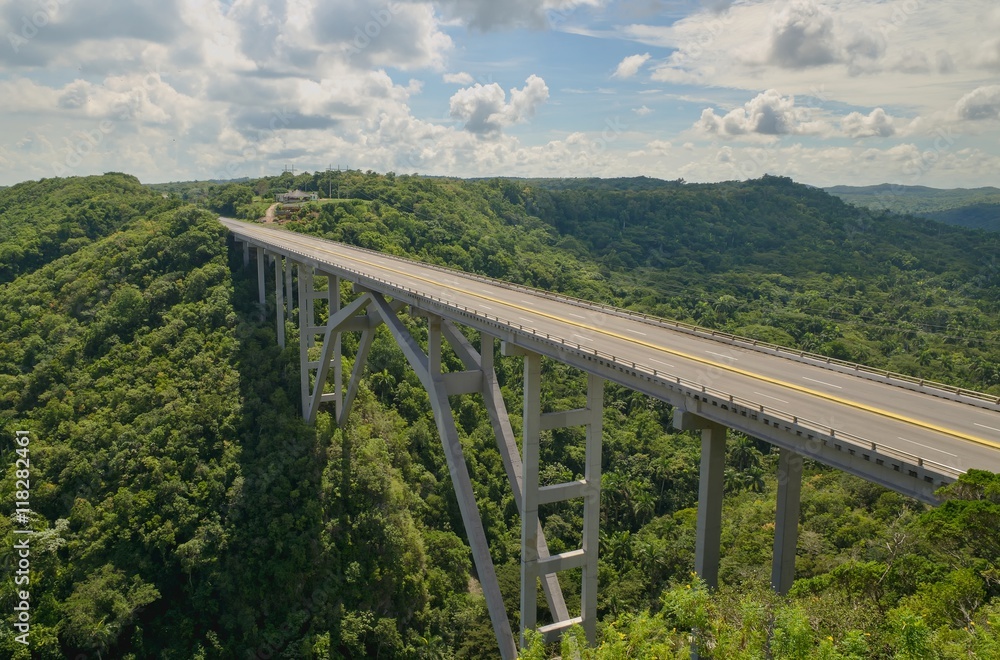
[232,227,967,485]
[272,221,1000,412]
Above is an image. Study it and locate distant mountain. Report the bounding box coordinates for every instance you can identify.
[826,183,1000,231]
[510,175,685,191]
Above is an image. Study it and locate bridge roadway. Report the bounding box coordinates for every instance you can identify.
[221,219,1000,487]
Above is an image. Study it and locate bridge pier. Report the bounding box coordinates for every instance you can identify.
[242,242,249,268]
[771,448,803,595]
[284,258,294,322]
[445,328,571,630]
[274,255,285,348]
[674,411,727,588]
[293,267,349,421]
[504,344,604,646]
[256,247,265,307]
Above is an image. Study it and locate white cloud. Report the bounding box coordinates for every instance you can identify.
[444,72,475,85]
[841,108,895,138]
[2,0,1000,188]
[433,0,608,31]
[628,139,671,158]
[613,53,651,78]
[449,75,550,137]
[310,0,453,71]
[638,0,1000,116]
[766,0,839,68]
[765,0,882,71]
[695,90,908,140]
[694,89,829,138]
[974,37,1000,71]
[955,86,1000,121]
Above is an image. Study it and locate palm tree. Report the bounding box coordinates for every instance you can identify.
[607,530,633,566]
[370,369,396,403]
[632,490,656,527]
[713,294,740,315]
[729,435,763,472]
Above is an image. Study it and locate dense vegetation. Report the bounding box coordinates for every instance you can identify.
[1,173,998,658]
[827,183,1000,232]
[0,173,171,283]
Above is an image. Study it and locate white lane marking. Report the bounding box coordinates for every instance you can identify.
[975,423,1000,434]
[706,350,737,361]
[754,391,789,404]
[625,328,647,336]
[519,316,531,322]
[897,437,957,457]
[802,376,842,389]
[573,333,594,342]
[569,313,586,319]
[650,358,675,368]
[480,304,492,310]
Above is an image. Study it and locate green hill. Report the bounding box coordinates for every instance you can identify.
[826,183,1000,232]
[1,173,998,659]
[0,173,174,283]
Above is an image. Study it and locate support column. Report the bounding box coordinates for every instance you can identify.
[297,263,309,417]
[448,328,570,625]
[771,448,803,595]
[328,275,342,418]
[696,424,726,589]
[581,374,602,645]
[284,258,294,322]
[256,247,266,307]
[508,342,602,647]
[675,410,727,589]
[303,268,315,348]
[520,352,542,646]
[242,242,249,268]
[428,315,442,377]
[274,255,285,348]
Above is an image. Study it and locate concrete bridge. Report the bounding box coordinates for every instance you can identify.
[221,217,1000,659]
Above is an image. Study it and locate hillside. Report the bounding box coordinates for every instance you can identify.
[1,173,998,658]
[0,173,174,283]
[826,183,1000,232]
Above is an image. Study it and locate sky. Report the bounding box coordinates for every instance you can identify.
[1,0,999,188]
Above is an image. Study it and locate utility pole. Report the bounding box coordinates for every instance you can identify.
[337,164,348,199]
[326,164,333,199]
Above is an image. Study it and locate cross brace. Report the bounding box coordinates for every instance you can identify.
[504,342,603,646]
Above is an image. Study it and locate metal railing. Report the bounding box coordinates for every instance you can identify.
[280,229,998,412]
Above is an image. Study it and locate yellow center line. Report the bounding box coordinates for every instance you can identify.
[231,221,1000,451]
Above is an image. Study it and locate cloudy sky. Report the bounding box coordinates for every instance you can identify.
[1,0,999,187]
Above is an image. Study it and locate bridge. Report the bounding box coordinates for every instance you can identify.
[221,217,1000,659]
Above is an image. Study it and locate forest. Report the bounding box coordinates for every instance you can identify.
[1,171,998,658]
